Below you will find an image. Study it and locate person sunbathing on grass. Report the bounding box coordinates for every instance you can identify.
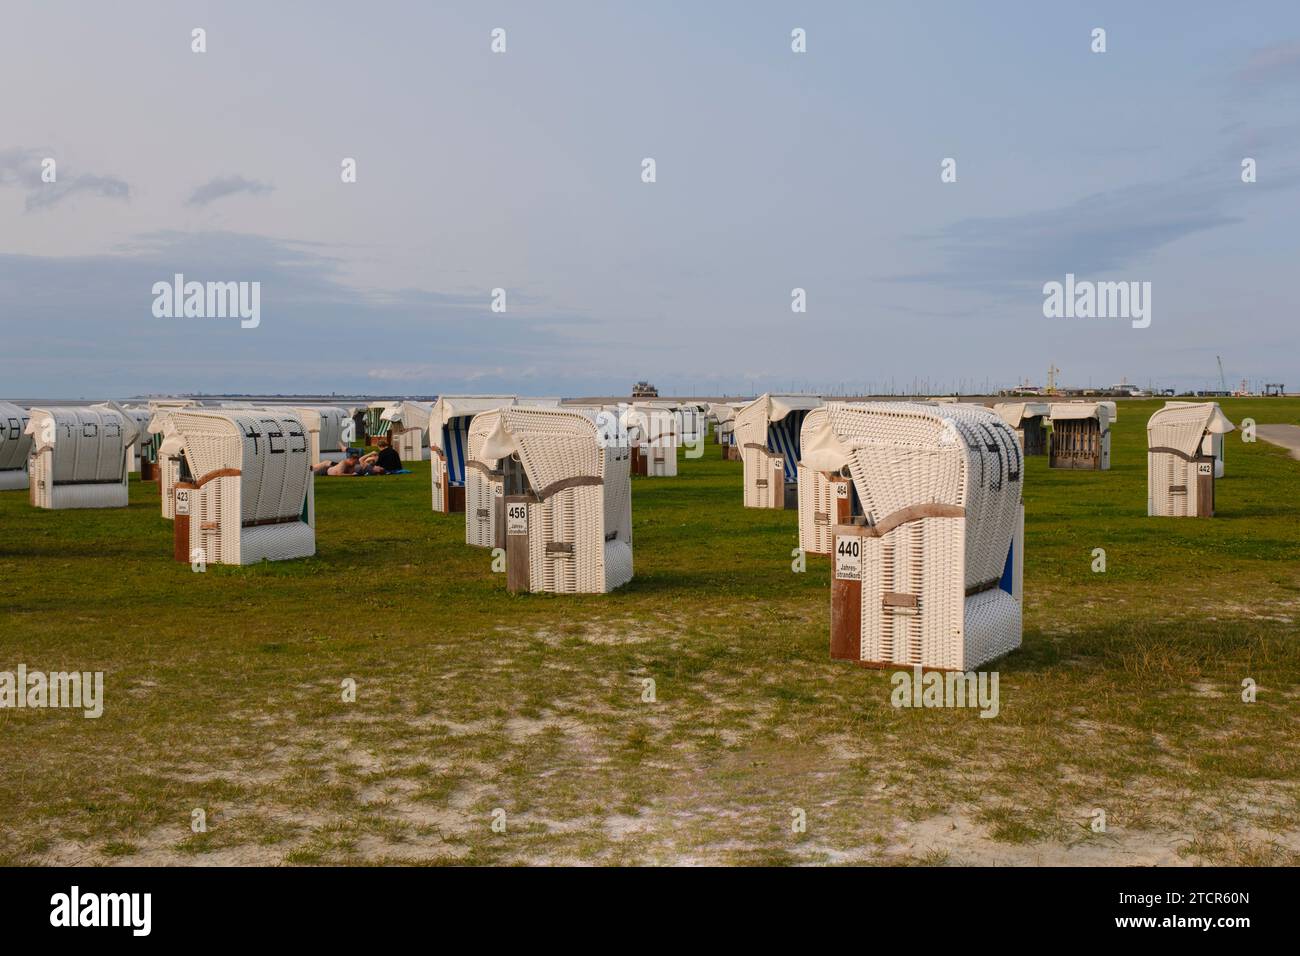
[355,438,402,476]
[312,454,359,476]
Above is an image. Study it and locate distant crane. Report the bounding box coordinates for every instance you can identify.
[1217,356,1228,394]
[1046,363,1060,395]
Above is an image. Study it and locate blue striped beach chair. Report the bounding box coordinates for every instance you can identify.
[734,393,822,509]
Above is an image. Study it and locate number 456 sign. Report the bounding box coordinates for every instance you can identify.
[507,502,528,535]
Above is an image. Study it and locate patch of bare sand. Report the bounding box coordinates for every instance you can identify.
[882,811,1195,865]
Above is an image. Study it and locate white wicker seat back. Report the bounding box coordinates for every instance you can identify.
[829,402,1023,671]
[25,406,136,509]
[0,401,32,491]
[464,409,505,547]
[708,403,738,446]
[796,406,858,555]
[171,410,314,565]
[1146,402,1234,517]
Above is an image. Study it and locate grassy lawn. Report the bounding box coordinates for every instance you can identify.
[1,398,1298,866]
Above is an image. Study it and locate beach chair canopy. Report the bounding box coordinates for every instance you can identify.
[1050,401,1111,427]
[828,401,1022,589]
[379,400,433,432]
[1148,401,1235,457]
[734,394,822,481]
[798,406,856,473]
[476,406,603,493]
[993,402,1050,429]
[429,395,518,486]
[620,402,678,447]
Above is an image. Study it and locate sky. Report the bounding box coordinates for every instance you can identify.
[1,0,1297,399]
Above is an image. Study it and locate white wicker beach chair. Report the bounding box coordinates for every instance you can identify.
[138,399,198,482]
[429,396,518,513]
[280,406,351,463]
[150,412,181,519]
[168,410,315,565]
[828,402,1024,671]
[477,406,633,594]
[734,394,823,508]
[675,403,707,447]
[621,403,679,477]
[797,406,860,555]
[707,402,744,459]
[25,406,138,509]
[1147,402,1234,517]
[0,401,32,491]
[377,401,432,463]
[993,402,1051,456]
[1048,402,1112,470]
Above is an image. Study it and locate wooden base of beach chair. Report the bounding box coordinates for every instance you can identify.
[448,485,466,513]
[505,494,530,593]
[140,460,156,481]
[631,447,647,476]
[172,482,195,562]
[782,482,798,510]
[830,524,863,660]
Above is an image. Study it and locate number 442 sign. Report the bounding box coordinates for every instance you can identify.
[835,535,861,580]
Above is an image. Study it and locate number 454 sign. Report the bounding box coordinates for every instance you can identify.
[835,534,861,580]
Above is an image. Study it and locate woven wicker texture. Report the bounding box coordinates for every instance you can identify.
[0,401,32,488]
[486,406,632,594]
[622,404,679,477]
[25,407,135,510]
[170,410,314,565]
[464,410,504,547]
[828,402,1023,670]
[1146,401,1234,517]
[735,394,822,507]
[797,463,838,555]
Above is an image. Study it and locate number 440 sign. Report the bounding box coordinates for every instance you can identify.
[835,535,861,580]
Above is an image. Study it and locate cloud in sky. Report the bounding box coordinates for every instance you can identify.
[2,4,1299,397]
[1234,40,1300,87]
[892,173,1246,294]
[185,175,275,207]
[0,146,129,212]
[0,230,610,397]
